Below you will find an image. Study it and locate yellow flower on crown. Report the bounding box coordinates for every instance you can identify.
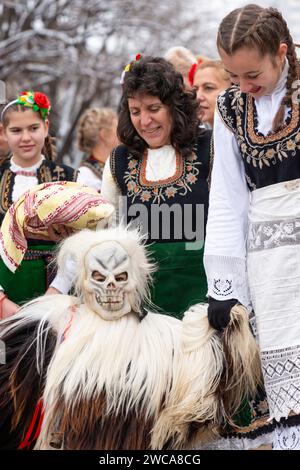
[120,54,142,85]
[15,91,51,119]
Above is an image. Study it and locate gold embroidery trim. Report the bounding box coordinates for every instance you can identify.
[216,105,236,134]
[39,165,53,182]
[247,96,299,145]
[0,169,13,214]
[139,150,183,187]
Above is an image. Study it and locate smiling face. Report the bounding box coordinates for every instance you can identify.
[219,45,287,98]
[4,108,48,167]
[128,94,173,149]
[194,66,230,126]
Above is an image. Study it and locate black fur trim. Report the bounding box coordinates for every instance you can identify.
[138,306,148,321]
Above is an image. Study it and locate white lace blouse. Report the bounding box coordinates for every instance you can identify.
[204,60,290,306]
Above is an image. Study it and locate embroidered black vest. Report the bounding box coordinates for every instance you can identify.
[80,156,104,180]
[110,132,211,243]
[0,160,77,224]
[217,86,300,191]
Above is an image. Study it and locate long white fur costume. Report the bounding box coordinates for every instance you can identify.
[0,226,262,450]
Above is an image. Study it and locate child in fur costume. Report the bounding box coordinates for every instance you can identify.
[0,226,269,450]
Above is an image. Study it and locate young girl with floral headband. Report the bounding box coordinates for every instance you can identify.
[0,91,77,316]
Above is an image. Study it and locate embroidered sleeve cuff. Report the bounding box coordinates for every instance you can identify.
[204,254,250,308]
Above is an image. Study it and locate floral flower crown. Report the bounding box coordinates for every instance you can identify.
[120,53,142,85]
[1,90,51,121]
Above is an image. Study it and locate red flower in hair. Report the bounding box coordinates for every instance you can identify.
[188,63,197,86]
[34,92,51,110]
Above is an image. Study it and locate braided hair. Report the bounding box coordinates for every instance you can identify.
[77,108,117,154]
[217,4,300,132]
[43,135,57,161]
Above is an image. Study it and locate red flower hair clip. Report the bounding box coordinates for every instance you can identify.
[16,91,51,119]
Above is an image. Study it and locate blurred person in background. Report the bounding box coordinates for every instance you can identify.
[0,122,10,162]
[77,107,118,192]
[164,46,207,88]
[193,60,231,128]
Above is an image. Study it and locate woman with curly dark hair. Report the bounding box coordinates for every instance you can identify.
[101,55,212,319]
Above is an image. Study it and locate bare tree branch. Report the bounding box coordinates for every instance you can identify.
[0,0,210,163]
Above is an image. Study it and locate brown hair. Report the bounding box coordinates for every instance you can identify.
[2,104,56,161]
[77,107,117,153]
[217,4,300,132]
[194,60,231,86]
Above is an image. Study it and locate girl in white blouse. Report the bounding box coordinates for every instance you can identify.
[205,4,300,449]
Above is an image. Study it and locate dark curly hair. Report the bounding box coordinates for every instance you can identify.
[118,56,201,158]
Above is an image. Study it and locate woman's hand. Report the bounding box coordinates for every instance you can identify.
[0,293,19,319]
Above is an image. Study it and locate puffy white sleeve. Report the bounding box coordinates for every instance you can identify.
[100,157,122,225]
[77,166,102,192]
[49,256,78,294]
[204,111,251,307]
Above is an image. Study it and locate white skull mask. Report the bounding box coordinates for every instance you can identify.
[83,241,133,320]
